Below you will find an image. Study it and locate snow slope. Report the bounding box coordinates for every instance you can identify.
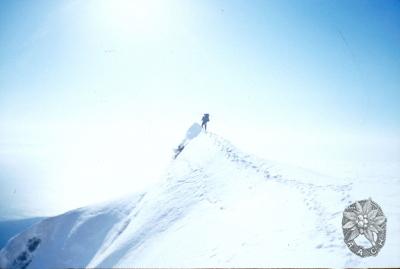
[0,218,44,250]
[0,125,399,268]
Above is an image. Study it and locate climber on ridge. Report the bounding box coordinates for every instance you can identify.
[201,113,210,131]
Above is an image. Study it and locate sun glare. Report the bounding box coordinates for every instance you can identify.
[98,0,164,34]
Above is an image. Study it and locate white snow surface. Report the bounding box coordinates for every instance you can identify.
[0,129,399,268]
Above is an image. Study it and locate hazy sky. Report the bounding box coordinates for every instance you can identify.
[1,0,399,219]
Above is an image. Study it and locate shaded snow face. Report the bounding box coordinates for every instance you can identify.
[0,131,399,268]
[174,123,202,159]
[185,123,202,140]
[8,237,41,269]
[0,218,44,250]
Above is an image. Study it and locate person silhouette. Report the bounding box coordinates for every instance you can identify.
[201,113,210,131]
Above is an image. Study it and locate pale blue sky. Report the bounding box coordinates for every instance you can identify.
[0,0,399,219]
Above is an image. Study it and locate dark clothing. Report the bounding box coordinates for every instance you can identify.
[201,121,207,131]
[201,114,210,131]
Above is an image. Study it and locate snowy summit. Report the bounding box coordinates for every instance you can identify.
[0,124,398,268]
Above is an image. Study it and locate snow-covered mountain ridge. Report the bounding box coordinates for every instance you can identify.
[0,127,399,268]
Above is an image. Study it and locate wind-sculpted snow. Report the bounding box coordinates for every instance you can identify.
[0,194,145,269]
[0,129,399,268]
